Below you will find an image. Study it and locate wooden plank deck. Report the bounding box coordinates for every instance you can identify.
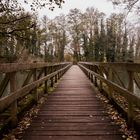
[22,65,123,140]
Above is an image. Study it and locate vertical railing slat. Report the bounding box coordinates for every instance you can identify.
[10,72,17,127]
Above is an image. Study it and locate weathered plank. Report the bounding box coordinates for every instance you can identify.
[22,135,123,140]
[22,65,123,140]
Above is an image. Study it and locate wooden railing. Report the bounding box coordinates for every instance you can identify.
[78,62,140,131]
[0,62,72,127]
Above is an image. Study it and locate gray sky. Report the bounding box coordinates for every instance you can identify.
[36,0,119,19]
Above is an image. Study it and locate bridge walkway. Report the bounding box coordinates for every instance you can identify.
[23,65,123,140]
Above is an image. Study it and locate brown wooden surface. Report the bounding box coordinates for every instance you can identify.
[79,64,140,108]
[79,62,140,134]
[0,64,71,113]
[0,62,69,73]
[79,62,140,72]
[22,65,123,140]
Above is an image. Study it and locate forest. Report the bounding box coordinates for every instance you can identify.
[0,0,140,63]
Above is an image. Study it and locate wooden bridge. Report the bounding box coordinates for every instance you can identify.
[0,62,140,139]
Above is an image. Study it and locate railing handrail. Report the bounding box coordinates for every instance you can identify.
[79,62,140,72]
[0,62,70,73]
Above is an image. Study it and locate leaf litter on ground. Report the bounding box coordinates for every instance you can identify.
[96,92,138,140]
[2,96,47,140]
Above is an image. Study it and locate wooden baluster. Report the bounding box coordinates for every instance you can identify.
[99,80,103,91]
[91,73,93,83]
[94,67,97,87]
[44,67,48,94]
[50,66,54,87]
[60,64,63,76]
[90,65,94,83]
[88,72,90,79]
[86,65,88,77]
[55,66,58,83]
[55,74,58,83]
[58,65,61,78]
[127,71,134,127]
[92,66,95,84]
[61,64,63,76]
[58,65,61,79]
[10,72,18,127]
[108,68,113,102]
[99,67,103,91]
[33,68,38,103]
[88,65,91,80]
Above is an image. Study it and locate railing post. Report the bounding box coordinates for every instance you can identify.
[50,66,54,87]
[91,73,93,83]
[10,72,18,127]
[61,64,63,76]
[87,65,90,79]
[33,68,38,103]
[58,65,61,79]
[88,72,90,79]
[127,71,134,127]
[108,68,113,102]
[90,65,94,83]
[60,64,63,76]
[99,80,103,91]
[54,65,58,83]
[55,73,58,83]
[99,67,103,91]
[44,67,48,94]
[94,67,97,87]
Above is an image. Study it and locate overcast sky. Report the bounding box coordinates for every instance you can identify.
[35,0,119,19]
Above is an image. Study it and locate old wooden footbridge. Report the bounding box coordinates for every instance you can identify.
[0,62,140,139]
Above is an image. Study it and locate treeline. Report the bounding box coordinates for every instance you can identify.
[0,0,66,62]
[0,3,140,62]
[0,13,69,62]
[67,8,140,62]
